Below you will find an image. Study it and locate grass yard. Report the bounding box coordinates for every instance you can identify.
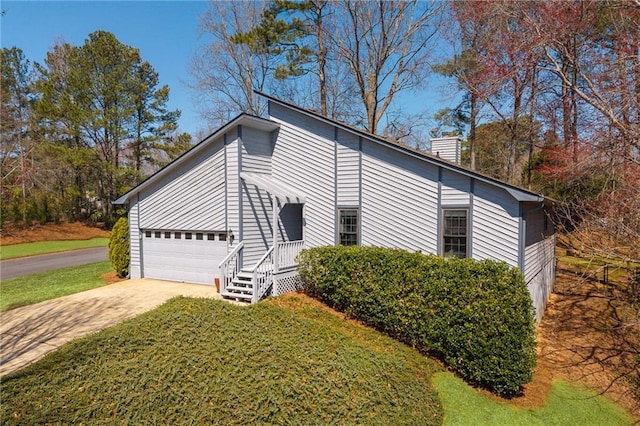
[0,261,112,312]
[0,238,109,260]
[0,294,444,425]
[1,292,636,424]
[434,372,634,425]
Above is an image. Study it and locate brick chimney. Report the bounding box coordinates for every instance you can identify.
[430,136,462,164]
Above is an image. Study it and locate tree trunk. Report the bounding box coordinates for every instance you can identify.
[316,6,328,116]
[469,89,477,170]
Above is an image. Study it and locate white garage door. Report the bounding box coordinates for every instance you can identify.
[142,230,228,285]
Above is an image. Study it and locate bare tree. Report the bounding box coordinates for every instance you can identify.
[190,1,276,127]
[331,0,441,134]
[524,1,640,164]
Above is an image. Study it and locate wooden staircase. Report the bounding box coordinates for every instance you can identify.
[218,240,304,304]
[221,270,257,302]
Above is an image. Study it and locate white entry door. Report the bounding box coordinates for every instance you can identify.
[142,230,228,285]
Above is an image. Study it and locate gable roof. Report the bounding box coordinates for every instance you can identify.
[115,94,551,206]
[114,113,279,204]
[256,91,549,204]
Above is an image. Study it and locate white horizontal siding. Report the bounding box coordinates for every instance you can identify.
[129,200,141,279]
[139,139,226,231]
[524,208,554,281]
[241,125,272,174]
[431,137,460,163]
[526,238,555,323]
[361,141,439,252]
[336,129,360,206]
[242,182,273,267]
[441,168,470,205]
[270,104,335,248]
[472,181,520,266]
[524,207,556,322]
[239,125,273,267]
[226,132,239,247]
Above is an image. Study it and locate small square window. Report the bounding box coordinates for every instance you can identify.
[207,233,215,241]
[145,231,151,238]
[165,232,171,239]
[185,232,192,240]
[175,232,181,240]
[196,233,203,240]
[219,233,227,241]
[154,231,161,238]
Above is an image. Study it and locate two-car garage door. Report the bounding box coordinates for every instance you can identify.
[142,230,228,285]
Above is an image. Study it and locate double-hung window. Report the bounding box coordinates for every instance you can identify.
[338,209,359,246]
[443,209,468,258]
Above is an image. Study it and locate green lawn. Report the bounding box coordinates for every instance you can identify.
[434,372,635,425]
[1,293,635,424]
[0,261,112,312]
[0,295,444,425]
[0,238,109,260]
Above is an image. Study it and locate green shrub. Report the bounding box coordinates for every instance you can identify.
[108,217,130,278]
[298,246,537,396]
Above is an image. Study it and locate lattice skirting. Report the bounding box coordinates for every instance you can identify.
[273,270,303,296]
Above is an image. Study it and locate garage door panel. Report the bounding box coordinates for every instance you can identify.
[142,231,228,285]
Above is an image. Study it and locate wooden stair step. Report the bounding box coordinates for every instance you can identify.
[221,291,253,300]
[236,271,254,279]
[225,285,253,293]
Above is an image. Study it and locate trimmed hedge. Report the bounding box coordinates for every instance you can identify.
[298,246,537,396]
[108,217,130,278]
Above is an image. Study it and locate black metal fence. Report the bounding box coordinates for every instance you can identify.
[600,264,640,304]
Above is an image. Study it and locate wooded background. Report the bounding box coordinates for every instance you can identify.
[2,0,639,265]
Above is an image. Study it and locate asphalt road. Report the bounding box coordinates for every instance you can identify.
[0,247,108,280]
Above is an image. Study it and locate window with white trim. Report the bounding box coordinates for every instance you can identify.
[443,209,468,258]
[338,209,359,246]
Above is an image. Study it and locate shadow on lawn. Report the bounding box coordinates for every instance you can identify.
[0,295,138,377]
[538,269,640,417]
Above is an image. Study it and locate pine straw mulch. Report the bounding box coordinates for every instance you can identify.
[0,221,109,245]
[530,269,639,417]
[100,270,126,285]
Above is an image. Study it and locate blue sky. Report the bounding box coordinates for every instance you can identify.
[1,1,459,138]
[1,1,209,135]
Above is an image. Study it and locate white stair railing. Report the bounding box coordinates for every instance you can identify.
[277,240,304,271]
[218,241,244,294]
[251,246,274,303]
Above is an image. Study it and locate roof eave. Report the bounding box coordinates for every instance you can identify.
[506,188,545,203]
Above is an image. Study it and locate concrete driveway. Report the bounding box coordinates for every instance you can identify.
[0,278,220,377]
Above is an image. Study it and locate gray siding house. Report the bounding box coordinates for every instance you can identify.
[115,94,556,322]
